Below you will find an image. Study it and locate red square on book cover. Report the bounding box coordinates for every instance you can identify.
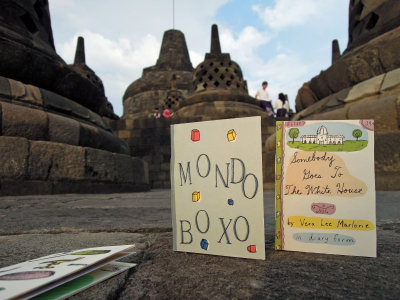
[191,129,200,142]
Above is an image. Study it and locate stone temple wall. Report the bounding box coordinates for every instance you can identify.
[109,118,171,189]
[0,0,149,195]
[264,0,400,190]
[0,76,149,195]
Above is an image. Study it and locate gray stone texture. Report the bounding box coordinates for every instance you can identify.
[331,39,341,64]
[28,141,86,181]
[296,26,400,111]
[375,131,400,190]
[85,147,118,182]
[47,112,80,145]
[0,92,129,155]
[1,101,48,140]
[123,29,193,118]
[0,190,399,298]
[347,0,400,51]
[0,136,29,179]
[110,118,171,189]
[0,137,149,196]
[0,0,116,118]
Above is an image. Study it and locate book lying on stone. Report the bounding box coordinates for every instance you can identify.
[275,120,376,257]
[0,245,136,300]
[171,117,265,260]
[31,261,134,300]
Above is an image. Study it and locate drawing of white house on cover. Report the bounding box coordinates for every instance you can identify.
[275,120,376,257]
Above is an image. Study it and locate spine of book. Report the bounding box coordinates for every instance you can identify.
[275,121,284,250]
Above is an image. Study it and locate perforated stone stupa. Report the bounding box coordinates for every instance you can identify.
[174,24,266,121]
[109,29,194,188]
[123,29,194,118]
[110,25,276,188]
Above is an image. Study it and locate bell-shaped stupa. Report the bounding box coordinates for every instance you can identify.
[122,29,194,118]
[174,24,266,121]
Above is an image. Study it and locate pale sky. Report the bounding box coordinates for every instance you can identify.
[49,0,349,116]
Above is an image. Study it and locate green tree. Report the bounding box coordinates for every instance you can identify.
[288,128,300,144]
[352,129,362,141]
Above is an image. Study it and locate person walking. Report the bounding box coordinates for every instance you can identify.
[255,81,274,117]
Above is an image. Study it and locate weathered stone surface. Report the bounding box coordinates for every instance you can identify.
[118,130,131,139]
[1,191,400,297]
[305,107,349,120]
[375,131,400,190]
[79,123,129,155]
[348,96,399,132]
[296,26,400,111]
[175,100,264,121]
[264,151,275,184]
[0,136,29,179]
[29,141,86,181]
[375,131,400,172]
[1,101,48,140]
[294,96,336,120]
[113,154,135,183]
[0,1,116,117]
[50,181,149,195]
[48,112,80,145]
[0,180,53,196]
[347,0,400,51]
[331,39,341,64]
[0,1,151,195]
[295,81,318,112]
[0,190,400,299]
[344,73,385,102]
[40,87,112,131]
[265,133,276,152]
[85,147,117,182]
[18,146,149,186]
[0,76,11,99]
[9,78,43,106]
[381,67,400,91]
[123,29,193,118]
[69,37,117,120]
[40,88,74,114]
[152,29,193,72]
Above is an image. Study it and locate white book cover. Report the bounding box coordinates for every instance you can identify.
[171,117,265,260]
[275,120,376,257]
[0,245,135,299]
[31,261,135,300]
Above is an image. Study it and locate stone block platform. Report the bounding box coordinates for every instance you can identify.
[0,190,399,299]
[0,76,149,196]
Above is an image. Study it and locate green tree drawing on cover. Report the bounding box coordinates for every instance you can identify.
[352,129,362,141]
[288,128,299,144]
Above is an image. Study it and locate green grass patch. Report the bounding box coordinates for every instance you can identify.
[287,140,368,152]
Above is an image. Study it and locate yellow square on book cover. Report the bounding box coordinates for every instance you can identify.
[192,191,201,202]
[227,129,236,141]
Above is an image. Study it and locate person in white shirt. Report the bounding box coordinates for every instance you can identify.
[255,81,274,117]
[152,107,161,119]
[275,93,289,118]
